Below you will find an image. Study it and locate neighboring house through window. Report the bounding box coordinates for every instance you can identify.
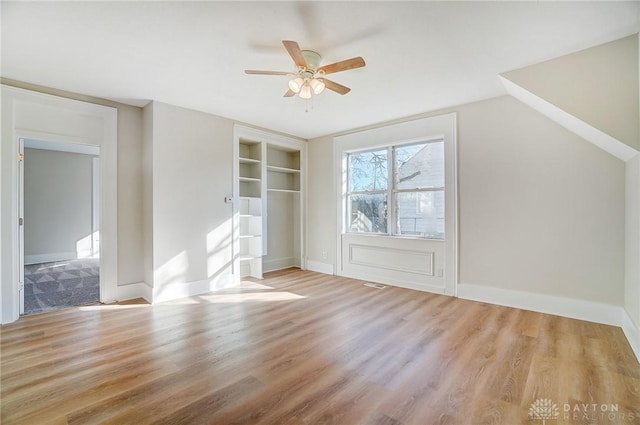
[346,140,445,239]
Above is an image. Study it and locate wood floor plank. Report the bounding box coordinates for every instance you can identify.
[1,269,639,425]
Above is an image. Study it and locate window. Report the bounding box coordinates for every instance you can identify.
[346,140,445,239]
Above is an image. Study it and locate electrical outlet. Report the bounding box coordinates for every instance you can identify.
[321,249,327,260]
[437,268,444,277]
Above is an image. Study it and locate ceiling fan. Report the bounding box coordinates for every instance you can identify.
[245,40,366,99]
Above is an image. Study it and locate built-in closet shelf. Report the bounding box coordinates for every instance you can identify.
[267,189,300,193]
[266,165,300,174]
[236,128,305,279]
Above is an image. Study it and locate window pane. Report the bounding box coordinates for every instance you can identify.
[349,193,387,233]
[395,191,444,239]
[395,141,444,190]
[348,149,388,192]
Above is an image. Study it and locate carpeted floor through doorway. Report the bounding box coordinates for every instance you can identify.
[23,258,100,315]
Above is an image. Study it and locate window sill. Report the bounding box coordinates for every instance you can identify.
[343,233,444,243]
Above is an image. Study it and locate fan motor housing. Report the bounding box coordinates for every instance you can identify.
[301,50,322,71]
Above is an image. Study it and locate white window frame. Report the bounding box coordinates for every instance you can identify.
[345,146,390,234]
[334,113,458,296]
[345,140,445,239]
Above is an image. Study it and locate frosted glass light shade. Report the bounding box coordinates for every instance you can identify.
[310,78,325,94]
[299,83,312,99]
[288,77,304,93]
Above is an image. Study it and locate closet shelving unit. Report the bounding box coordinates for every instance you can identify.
[237,140,264,278]
[266,145,301,193]
[233,126,306,280]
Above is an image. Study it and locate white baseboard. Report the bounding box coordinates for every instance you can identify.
[622,310,640,362]
[116,281,152,303]
[25,252,76,265]
[306,259,335,275]
[152,273,236,304]
[457,283,622,326]
[457,283,640,362]
[339,268,445,295]
[263,257,299,273]
[376,278,444,294]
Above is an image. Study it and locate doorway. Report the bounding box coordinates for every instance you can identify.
[19,138,101,315]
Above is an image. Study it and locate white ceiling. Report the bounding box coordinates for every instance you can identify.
[2,1,639,139]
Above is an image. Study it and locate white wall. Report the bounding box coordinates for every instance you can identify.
[306,136,336,274]
[145,101,235,302]
[624,34,640,349]
[264,191,299,272]
[308,95,625,306]
[115,102,144,288]
[622,34,640,357]
[458,97,624,304]
[626,155,640,326]
[24,148,93,263]
[502,35,639,150]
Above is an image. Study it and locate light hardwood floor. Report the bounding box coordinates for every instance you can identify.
[1,269,639,424]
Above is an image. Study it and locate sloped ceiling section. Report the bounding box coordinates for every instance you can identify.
[500,34,639,161]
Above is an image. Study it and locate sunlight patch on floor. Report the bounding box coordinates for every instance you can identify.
[238,281,275,290]
[196,291,306,303]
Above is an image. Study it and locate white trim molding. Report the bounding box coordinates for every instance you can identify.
[622,311,640,362]
[349,243,435,276]
[500,76,638,162]
[458,282,622,326]
[24,138,100,155]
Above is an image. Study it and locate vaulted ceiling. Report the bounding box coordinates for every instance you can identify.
[2,1,638,139]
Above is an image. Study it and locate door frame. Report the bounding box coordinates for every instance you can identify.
[17,138,24,314]
[1,85,118,324]
[18,138,102,315]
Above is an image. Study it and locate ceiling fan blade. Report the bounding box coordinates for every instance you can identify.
[317,57,365,75]
[284,89,296,97]
[245,70,291,76]
[282,40,307,69]
[323,78,351,95]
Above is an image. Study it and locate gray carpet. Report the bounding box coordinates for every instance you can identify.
[23,258,100,316]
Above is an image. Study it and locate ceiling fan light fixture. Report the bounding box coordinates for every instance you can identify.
[310,78,325,95]
[288,77,304,93]
[299,82,312,99]
[245,40,366,101]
